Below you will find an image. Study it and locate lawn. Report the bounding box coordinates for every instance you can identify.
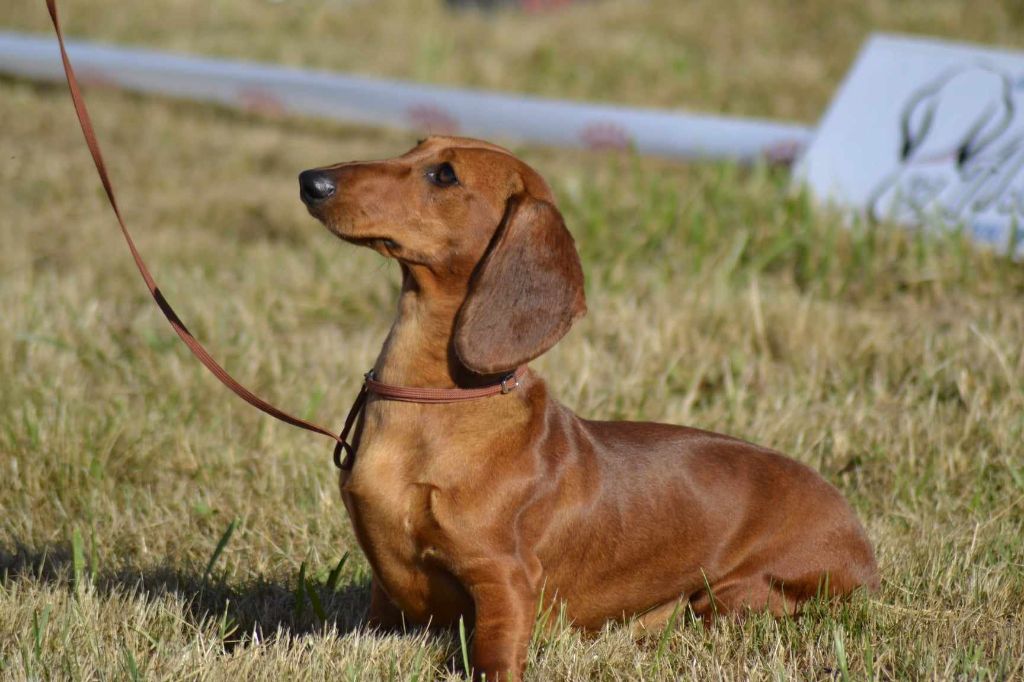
[2,0,1023,679]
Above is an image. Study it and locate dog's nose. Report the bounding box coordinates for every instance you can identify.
[299,169,337,203]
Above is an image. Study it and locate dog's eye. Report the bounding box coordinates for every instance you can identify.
[427,163,458,188]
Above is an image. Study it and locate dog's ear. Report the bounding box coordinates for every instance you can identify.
[454,194,586,376]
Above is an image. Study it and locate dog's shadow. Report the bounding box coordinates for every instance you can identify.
[0,542,373,647]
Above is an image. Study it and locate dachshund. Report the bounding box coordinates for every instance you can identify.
[299,136,879,681]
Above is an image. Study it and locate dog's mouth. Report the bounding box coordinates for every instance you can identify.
[302,197,411,261]
[342,234,401,254]
[303,206,400,256]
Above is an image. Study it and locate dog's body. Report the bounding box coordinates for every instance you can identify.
[300,137,878,681]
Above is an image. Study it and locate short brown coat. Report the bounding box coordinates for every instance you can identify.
[301,137,878,682]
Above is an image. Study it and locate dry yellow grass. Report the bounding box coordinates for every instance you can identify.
[2,0,1024,679]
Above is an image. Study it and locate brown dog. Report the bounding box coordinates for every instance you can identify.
[299,136,878,681]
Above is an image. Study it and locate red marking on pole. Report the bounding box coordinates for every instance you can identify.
[237,88,286,116]
[406,104,460,134]
[763,139,805,166]
[77,68,117,89]
[580,121,631,151]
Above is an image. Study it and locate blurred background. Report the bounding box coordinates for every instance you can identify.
[2,1,1023,680]
[6,0,1024,121]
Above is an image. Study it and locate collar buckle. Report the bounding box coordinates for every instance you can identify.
[500,372,519,394]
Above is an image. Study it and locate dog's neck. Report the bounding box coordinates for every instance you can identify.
[372,266,468,389]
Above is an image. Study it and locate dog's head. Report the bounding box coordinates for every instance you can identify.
[299,136,586,375]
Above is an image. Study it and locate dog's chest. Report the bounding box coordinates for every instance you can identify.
[339,430,463,620]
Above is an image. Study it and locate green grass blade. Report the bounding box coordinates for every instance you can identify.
[203,518,238,583]
[304,575,327,622]
[700,569,717,620]
[294,560,308,619]
[834,626,850,682]
[459,616,471,679]
[32,606,50,660]
[71,528,86,591]
[123,647,141,682]
[655,598,683,662]
[326,552,349,592]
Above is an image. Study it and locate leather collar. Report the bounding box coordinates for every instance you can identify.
[334,366,527,469]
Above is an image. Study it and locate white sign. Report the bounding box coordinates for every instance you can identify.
[798,34,1024,258]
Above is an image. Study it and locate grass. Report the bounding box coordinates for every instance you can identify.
[2,0,1024,679]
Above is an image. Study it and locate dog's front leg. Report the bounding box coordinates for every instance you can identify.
[464,559,538,682]
[365,577,405,631]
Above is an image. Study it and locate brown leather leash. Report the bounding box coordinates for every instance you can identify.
[44,0,524,471]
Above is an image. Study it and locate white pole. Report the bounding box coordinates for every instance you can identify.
[0,31,813,162]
